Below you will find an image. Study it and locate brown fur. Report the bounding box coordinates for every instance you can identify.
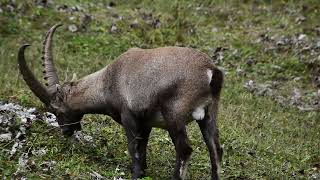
[68,47,217,117]
[18,26,223,180]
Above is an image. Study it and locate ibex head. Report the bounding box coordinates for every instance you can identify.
[18,24,82,136]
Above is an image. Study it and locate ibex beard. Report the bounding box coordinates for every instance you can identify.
[18,24,224,180]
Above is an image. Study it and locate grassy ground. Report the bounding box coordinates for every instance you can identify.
[0,0,319,179]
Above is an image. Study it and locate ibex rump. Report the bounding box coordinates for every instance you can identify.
[18,24,223,180]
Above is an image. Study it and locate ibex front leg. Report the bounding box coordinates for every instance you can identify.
[137,127,151,170]
[121,111,147,179]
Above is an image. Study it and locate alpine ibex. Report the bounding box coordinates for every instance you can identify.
[18,24,223,180]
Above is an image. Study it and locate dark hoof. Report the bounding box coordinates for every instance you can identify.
[131,166,145,179]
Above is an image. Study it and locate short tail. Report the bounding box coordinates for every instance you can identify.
[209,66,223,117]
[210,67,224,97]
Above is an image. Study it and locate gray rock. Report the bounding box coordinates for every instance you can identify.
[40,161,57,172]
[130,19,139,29]
[90,170,105,179]
[0,133,12,142]
[80,14,92,30]
[316,41,320,49]
[32,148,47,157]
[295,15,306,24]
[110,24,118,33]
[236,68,244,76]
[298,34,307,41]
[68,24,78,32]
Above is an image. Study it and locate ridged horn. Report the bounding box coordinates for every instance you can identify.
[18,44,51,105]
[42,24,62,93]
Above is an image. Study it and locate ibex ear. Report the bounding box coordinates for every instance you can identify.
[55,84,66,101]
[55,84,61,93]
[49,84,62,109]
[71,73,78,82]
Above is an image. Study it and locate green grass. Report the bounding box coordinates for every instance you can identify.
[1,0,319,179]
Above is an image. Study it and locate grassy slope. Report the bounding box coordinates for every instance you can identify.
[0,0,319,179]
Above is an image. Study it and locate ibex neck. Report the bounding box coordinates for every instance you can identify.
[68,67,109,114]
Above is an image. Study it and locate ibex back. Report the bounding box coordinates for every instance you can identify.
[18,24,224,180]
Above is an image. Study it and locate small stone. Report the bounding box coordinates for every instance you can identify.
[244,80,255,91]
[297,106,315,112]
[68,24,78,32]
[83,134,93,142]
[279,24,286,29]
[44,112,58,127]
[196,6,202,11]
[111,13,122,20]
[15,132,23,140]
[69,16,76,21]
[35,0,53,8]
[246,58,255,66]
[6,4,15,12]
[130,19,139,29]
[295,15,306,23]
[90,170,104,179]
[236,68,244,76]
[80,14,92,29]
[70,6,79,12]
[211,27,218,32]
[17,153,29,172]
[10,142,21,156]
[114,177,124,180]
[110,24,118,33]
[315,41,320,49]
[315,26,320,35]
[0,133,12,142]
[56,4,68,12]
[313,76,320,88]
[290,88,302,105]
[276,40,285,46]
[293,77,302,82]
[271,65,283,72]
[74,131,94,144]
[153,19,161,28]
[40,161,57,172]
[274,95,287,106]
[298,34,307,41]
[32,148,47,156]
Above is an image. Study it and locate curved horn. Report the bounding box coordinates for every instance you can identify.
[18,44,51,105]
[42,24,62,93]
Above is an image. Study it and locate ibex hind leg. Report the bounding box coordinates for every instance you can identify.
[196,104,222,180]
[162,107,193,180]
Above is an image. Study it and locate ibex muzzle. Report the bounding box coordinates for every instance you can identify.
[18,24,224,180]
